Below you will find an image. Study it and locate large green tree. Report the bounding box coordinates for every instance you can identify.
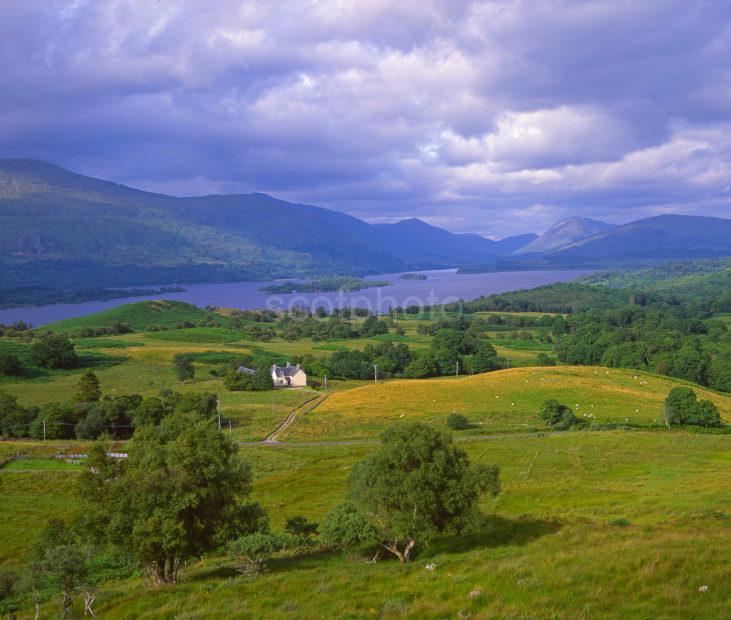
[347,422,500,562]
[77,413,266,585]
[73,371,101,403]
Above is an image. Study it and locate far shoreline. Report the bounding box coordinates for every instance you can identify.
[0,268,595,327]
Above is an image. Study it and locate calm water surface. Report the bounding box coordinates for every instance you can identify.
[0,269,593,327]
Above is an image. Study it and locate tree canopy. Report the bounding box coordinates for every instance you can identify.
[347,422,500,562]
[77,413,266,585]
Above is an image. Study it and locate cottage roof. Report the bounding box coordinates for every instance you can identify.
[271,363,304,377]
[236,366,257,375]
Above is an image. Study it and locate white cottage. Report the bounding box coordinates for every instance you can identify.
[271,363,307,388]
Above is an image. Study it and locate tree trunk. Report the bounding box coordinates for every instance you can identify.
[60,590,71,617]
[381,539,416,563]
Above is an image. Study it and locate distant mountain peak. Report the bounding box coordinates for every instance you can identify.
[513,216,614,255]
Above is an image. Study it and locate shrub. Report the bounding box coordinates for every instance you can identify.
[447,412,470,430]
[228,533,287,578]
[692,400,722,427]
[0,352,22,376]
[320,503,376,548]
[223,367,273,391]
[664,388,722,428]
[29,335,78,369]
[535,353,557,366]
[539,399,578,430]
[284,516,318,538]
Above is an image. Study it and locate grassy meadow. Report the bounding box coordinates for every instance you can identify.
[283,366,731,441]
[1,431,729,617]
[1,301,730,618]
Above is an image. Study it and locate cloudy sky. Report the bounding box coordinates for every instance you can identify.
[1,0,730,237]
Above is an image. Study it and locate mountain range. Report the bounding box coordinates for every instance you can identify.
[0,159,729,290]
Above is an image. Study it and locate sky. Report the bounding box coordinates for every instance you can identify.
[1,0,730,238]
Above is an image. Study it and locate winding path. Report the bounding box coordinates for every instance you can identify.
[261,393,328,444]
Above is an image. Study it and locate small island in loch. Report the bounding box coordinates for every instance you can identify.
[259,275,391,294]
[398,273,428,280]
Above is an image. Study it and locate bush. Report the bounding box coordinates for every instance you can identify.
[447,412,470,430]
[224,367,273,391]
[29,335,78,369]
[320,503,376,548]
[172,354,195,382]
[539,399,578,430]
[0,352,22,376]
[535,353,557,366]
[228,533,288,578]
[284,515,318,538]
[664,388,722,428]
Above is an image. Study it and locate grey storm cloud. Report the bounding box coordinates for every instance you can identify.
[1,0,730,236]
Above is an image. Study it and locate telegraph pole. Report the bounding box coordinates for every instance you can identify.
[216,398,221,430]
[373,364,378,383]
[455,361,459,378]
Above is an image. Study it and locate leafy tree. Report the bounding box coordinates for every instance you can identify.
[73,371,101,403]
[539,399,578,430]
[29,403,80,439]
[224,367,273,391]
[692,399,721,427]
[29,335,78,369]
[446,412,470,430]
[664,388,721,427]
[77,414,266,586]
[404,351,439,378]
[29,519,90,617]
[431,329,477,374]
[471,342,502,373]
[74,405,105,440]
[0,391,32,438]
[172,354,195,382]
[133,396,167,428]
[361,315,389,337]
[708,354,731,392]
[663,387,698,426]
[100,394,142,439]
[327,350,372,380]
[0,352,22,376]
[347,422,500,562]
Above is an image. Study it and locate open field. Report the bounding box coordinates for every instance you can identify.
[283,366,731,441]
[2,430,729,617]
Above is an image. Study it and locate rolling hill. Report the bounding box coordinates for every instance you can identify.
[283,366,731,441]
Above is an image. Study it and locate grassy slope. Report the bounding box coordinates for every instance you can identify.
[40,300,218,333]
[3,431,729,617]
[284,366,731,441]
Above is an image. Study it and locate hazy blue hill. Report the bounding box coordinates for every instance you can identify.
[491,233,538,254]
[552,215,731,260]
[368,218,504,267]
[0,159,522,290]
[513,217,614,255]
